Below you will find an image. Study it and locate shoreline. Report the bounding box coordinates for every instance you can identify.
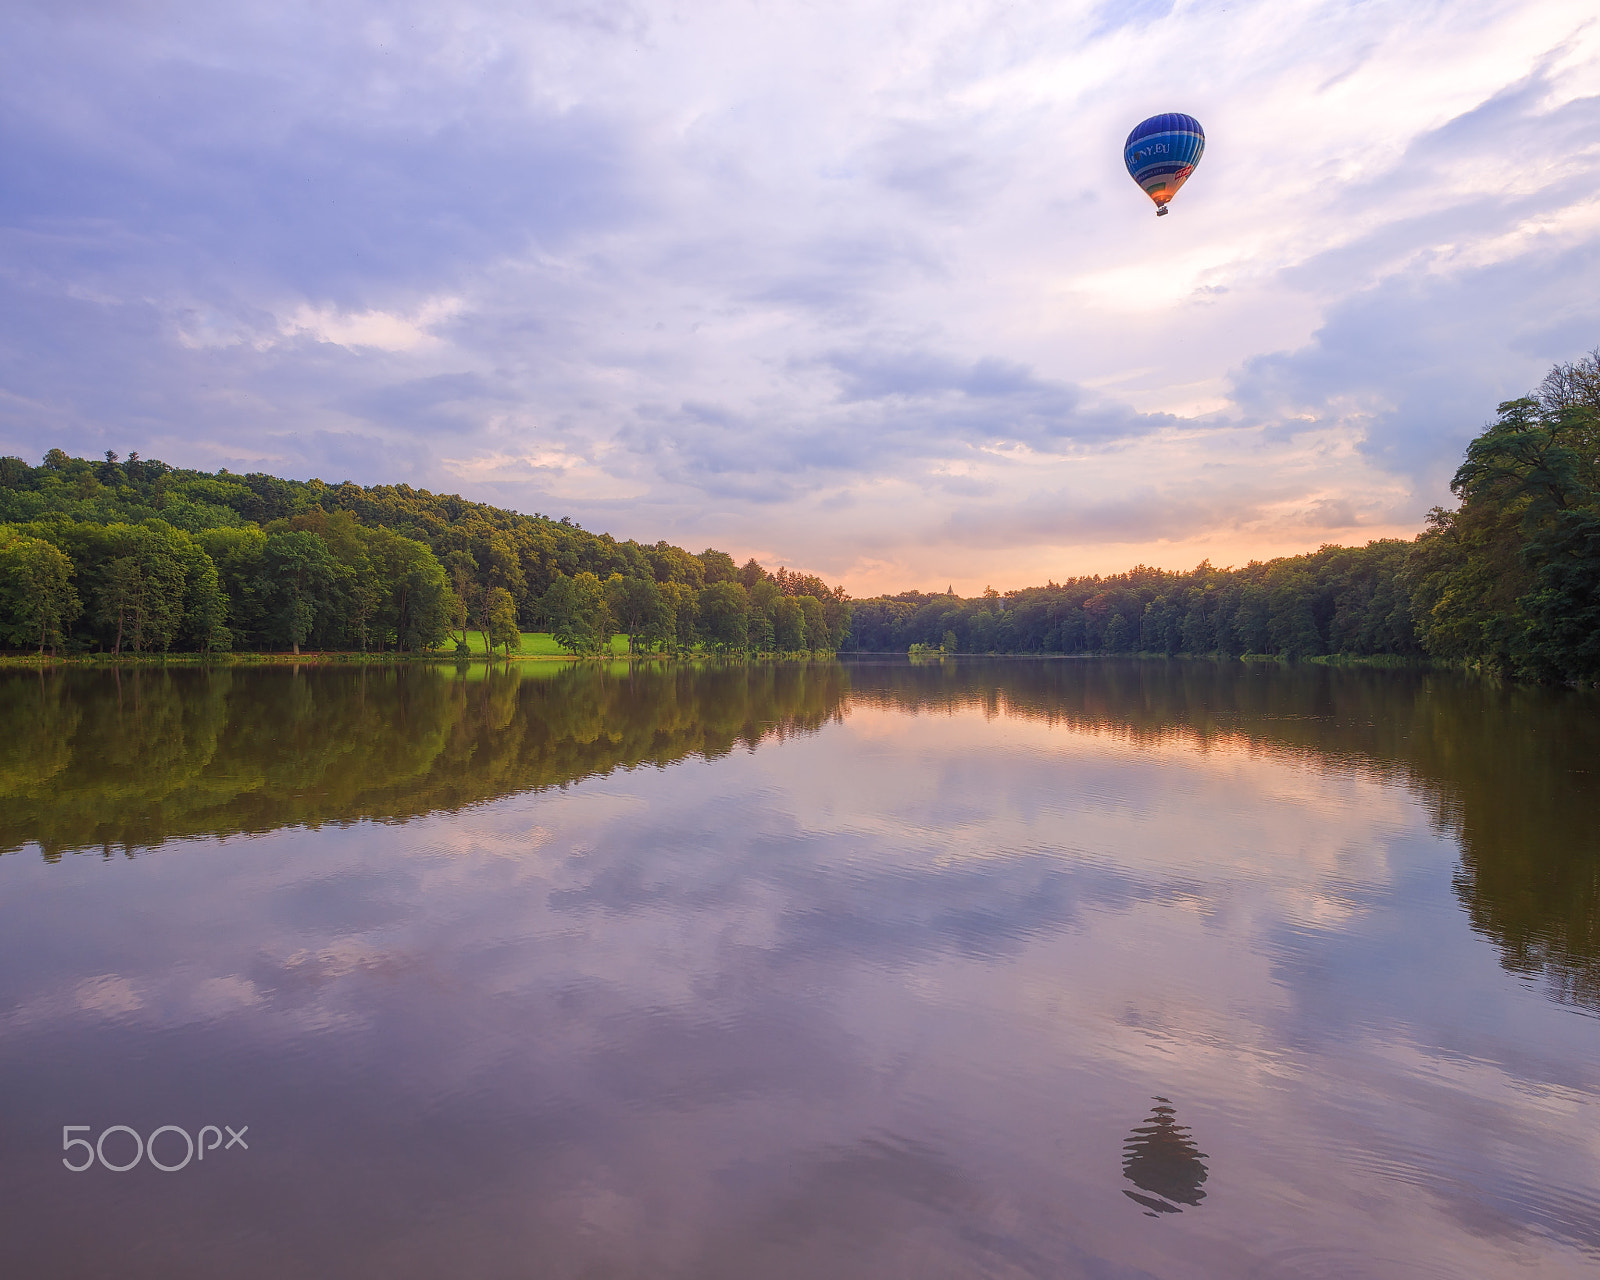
[0,648,1450,670]
[2,650,1593,689]
[0,650,835,668]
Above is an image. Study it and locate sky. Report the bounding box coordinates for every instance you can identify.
[2,0,1597,595]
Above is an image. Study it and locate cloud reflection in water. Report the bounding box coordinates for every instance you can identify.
[0,660,1596,1278]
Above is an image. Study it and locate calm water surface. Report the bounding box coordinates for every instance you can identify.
[1,659,1596,1278]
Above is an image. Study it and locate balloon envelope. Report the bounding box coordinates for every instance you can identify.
[1124,113,1204,215]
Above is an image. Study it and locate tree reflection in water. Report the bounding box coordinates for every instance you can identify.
[2,658,1595,1015]
[1122,1098,1208,1216]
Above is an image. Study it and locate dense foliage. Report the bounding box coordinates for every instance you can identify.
[849,540,1421,662]
[0,451,850,656]
[850,352,1600,683]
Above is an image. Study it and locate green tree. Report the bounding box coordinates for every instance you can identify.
[198,526,269,648]
[698,548,738,584]
[486,586,521,657]
[444,550,479,648]
[97,557,141,654]
[1521,505,1600,678]
[605,575,665,654]
[746,578,779,653]
[797,595,827,653]
[360,525,452,652]
[1180,600,1213,654]
[170,534,230,652]
[697,580,749,654]
[772,597,805,651]
[657,581,698,652]
[0,534,81,654]
[1408,393,1600,679]
[543,571,612,656]
[93,529,187,654]
[259,530,342,654]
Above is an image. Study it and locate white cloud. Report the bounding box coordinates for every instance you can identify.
[280,296,463,352]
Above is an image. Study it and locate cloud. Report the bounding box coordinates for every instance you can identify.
[280,297,464,352]
[1,0,1598,589]
[825,351,1059,403]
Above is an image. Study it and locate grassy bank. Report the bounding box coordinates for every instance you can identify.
[0,645,1455,674]
[0,631,632,666]
[0,633,843,666]
[454,631,632,657]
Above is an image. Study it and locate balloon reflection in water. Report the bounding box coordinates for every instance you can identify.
[1122,1098,1209,1216]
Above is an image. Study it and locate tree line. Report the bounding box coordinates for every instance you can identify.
[2,349,1595,677]
[849,350,1600,684]
[0,452,851,657]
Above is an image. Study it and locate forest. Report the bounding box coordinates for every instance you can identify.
[0,450,851,658]
[1,350,1596,681]
[850,351,1600,684]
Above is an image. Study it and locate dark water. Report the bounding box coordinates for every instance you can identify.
[1,659,1596,1278]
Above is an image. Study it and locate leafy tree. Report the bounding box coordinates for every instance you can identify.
[0,535,80,654]
[92,529,187,654]
[657,581,698,652]
[543,571,612,656]
[772,597,805,651]
[749,577,779,613]
[797,595,827,652]
[698,548,738,584]
[169,532,230,652]
[1408,394,1600,680]
[486,586,521,657]
[360,525,452,651]
[644,541,706,589]
[198,526,269,648]
[738,557,770,591]
[98,557,140,653]
[745,578,779,653]
[444,550,479,648]
[696,580,749,653]
[1520,505,1600,678]
[605,575,665,654]
[258,530,342,654]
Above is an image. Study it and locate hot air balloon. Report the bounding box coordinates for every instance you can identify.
[1124,113,1205,216]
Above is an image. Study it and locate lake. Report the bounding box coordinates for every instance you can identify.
[1,659,1596,1278]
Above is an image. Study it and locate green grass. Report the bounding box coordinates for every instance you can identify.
[454,631,631,657]
[0,632,638,666]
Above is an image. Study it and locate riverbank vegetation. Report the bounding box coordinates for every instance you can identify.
[0,451,850,659]
[2,352,1595,680]
[0,632,633,667]
[850,351,1600,684]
